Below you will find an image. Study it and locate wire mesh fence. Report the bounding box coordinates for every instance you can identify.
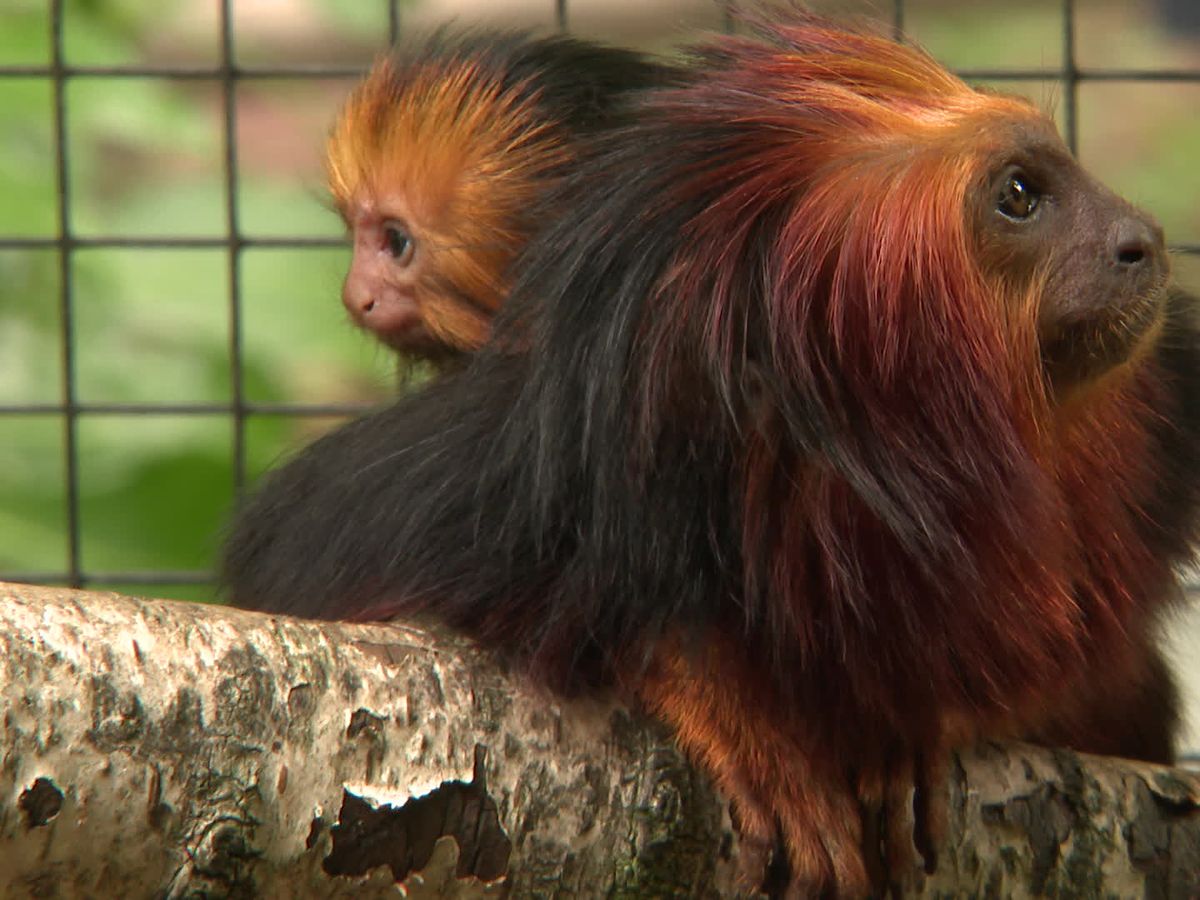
[0,0,1198,595]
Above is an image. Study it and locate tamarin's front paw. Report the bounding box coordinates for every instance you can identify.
[728,793,775,894]
[723,772,871,898]
[735,750,952,897]
[858,750,951,895]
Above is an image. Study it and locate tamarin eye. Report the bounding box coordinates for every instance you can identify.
[382,222,416,265]
[997,173,1040,221]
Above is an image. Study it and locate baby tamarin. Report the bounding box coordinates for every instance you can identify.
[327,33,675,362]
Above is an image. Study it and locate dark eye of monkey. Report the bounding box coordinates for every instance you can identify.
[996,172,1040,221]
[382,221,415,265]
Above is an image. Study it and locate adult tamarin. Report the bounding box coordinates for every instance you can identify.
[328,33,675,361]
[225,13,1200,895]
[327,23,1183,770]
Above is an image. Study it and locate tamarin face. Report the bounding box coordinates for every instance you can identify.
[337,190,492,360]
[327,55,567,360]
[969,120,1168,388]
[339,198,424,349]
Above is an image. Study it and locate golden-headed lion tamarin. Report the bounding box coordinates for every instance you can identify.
[227,13,1199,894]
[327,33,675,361]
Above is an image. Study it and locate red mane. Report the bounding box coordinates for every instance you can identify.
[631,17,1175,747]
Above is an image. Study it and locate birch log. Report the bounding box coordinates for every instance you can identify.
[0,582,1197,898]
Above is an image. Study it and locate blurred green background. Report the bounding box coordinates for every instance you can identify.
[1,0,1199,607]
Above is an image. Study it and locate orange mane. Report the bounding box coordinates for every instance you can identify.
[326,51,572,344]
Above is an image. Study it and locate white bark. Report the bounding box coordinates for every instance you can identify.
[0,583,1197,898]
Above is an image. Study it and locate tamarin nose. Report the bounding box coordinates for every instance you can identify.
[1111,216,1165,271]
[342,276,374,317]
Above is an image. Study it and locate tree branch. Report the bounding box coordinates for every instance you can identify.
[0,583,1197,898]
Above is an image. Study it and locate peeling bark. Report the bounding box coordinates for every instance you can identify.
[0,583,1197,898]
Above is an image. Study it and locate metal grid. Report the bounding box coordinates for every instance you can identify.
[0,0,1197,592]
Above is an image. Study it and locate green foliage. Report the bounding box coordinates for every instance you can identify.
[0,80,56,236]
[0,1,51,65]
